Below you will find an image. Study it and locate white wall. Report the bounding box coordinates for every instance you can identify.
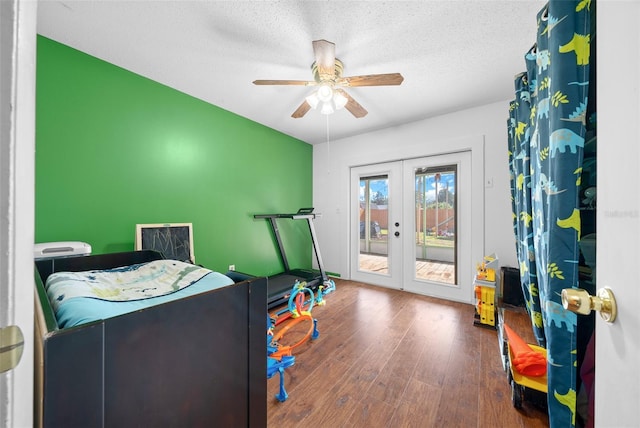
[312,100,517,279]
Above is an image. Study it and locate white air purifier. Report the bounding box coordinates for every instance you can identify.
[34,241,92,260]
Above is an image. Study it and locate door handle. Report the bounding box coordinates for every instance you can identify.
[561,287,617,323]
[0,325,24,373]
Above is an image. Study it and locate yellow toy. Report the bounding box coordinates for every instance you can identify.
[476,262,496,282]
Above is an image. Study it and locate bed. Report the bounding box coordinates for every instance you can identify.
[34,250,267,427]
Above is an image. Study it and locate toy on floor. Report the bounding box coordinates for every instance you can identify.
[266,312,318,402]
[287,281,316,318]
[269,314,318,358]
[503,323,548,409]
[271,279,335,325]
[267,315,296,402]
[266,280,330,402]
[317,278,336,304]
[476,261,496,282]
[503,323,546,376]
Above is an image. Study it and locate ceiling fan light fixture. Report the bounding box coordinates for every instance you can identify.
[305,92,320,109]
[317,84,334,103]
[320,101,334,115]
[333,91,348,110]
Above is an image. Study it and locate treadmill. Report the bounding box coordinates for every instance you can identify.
[254,208,330,308]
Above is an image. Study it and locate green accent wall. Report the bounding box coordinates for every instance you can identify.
[35,36,313,276]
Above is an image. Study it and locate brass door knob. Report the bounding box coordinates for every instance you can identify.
[0,325,24,373]
[561,287,617,323]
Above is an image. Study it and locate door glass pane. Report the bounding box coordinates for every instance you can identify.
[358,175,389,274]
[414,165,456,285]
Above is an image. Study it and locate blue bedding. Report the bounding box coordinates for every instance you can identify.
[46,260,235,328]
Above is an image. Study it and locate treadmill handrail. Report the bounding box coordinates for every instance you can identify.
[253,209,328,283]
[254,213,316,220]
[254,206,315,220]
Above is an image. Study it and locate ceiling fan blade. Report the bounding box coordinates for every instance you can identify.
[338,73,404,87]
[312,39,336,79]
[291,100,312,118]
[335,89,368,118]
[253,79,315,86]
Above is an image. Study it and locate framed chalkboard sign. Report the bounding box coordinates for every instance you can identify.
[135,223,195,263]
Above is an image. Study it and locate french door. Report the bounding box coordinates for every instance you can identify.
[350,161,403,289]
[350,151,473,303]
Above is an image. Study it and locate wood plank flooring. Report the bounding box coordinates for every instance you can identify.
[267,279,548,428]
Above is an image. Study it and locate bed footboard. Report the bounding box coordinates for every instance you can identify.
[34,251,267,427]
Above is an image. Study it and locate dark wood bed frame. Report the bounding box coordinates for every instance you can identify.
[34,250,267,427]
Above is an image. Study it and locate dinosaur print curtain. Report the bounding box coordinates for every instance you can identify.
[507,1,592,426]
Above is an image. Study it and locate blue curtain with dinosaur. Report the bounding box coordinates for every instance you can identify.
[507,1,591,426]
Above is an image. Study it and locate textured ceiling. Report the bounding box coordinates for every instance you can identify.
[37,0,546,144]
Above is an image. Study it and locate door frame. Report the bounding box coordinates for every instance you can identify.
[349,138,485,304]
[0,0,37,426]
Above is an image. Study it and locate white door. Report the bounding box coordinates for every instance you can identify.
[402,152,473,302]
[350,162,403,289]
[594,3,639,426]
[0,0,36,426]
[350,152,475,304]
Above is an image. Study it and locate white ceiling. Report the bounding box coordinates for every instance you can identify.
[37,0,546,145]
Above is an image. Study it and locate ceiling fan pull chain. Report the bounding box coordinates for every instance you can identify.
[326,114,331,174]
[326,114,330,144]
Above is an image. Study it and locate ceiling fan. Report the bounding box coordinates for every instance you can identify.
[253,39,404,118]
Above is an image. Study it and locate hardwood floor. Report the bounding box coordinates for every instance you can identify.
[267,279,549,428]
